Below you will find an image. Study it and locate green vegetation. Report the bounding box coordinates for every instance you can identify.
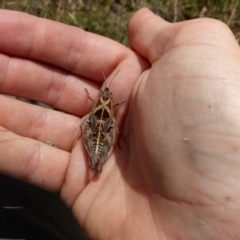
[1,0,240,45]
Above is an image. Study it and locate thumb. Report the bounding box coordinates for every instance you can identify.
[128,8,170,62]
[128,8,238,64]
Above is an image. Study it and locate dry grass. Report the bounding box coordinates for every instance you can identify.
[1,0,240,45]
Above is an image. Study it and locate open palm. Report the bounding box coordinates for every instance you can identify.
[1,8,240,240]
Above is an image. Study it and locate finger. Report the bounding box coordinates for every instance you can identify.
[128,8,239,63]
[0,50,148,117]
[0,10,148,115]
[0,95,80,151]
[0,10,130,80]
[0,54,97,116]
[0,131,69,192]
[128,8,170,62]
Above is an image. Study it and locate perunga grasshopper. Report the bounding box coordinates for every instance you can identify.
[80,70,125,173]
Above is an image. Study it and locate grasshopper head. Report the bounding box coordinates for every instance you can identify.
[101,87,112,101]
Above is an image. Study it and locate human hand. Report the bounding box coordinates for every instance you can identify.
[1,8,240,240]
[0,8,148,239]
[126,8,240,240]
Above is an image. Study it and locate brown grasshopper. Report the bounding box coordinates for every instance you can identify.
[80,70,125,173]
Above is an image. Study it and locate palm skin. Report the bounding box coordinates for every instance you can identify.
[0,8,240,240]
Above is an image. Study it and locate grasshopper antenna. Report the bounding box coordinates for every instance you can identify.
[101,68,120,89]
[101,67,107,89]
[109,70,120,89]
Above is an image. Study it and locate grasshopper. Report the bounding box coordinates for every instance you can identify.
[80,70,125,173]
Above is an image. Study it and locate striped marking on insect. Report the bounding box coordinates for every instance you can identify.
[80,70,125,173]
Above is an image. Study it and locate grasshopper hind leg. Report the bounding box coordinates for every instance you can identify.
[79,116,89,139]
[113,121,122,149]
